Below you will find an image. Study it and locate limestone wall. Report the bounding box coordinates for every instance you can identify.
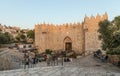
[35,13,108,54]
[35,23,83,53]
[84,13,108,54]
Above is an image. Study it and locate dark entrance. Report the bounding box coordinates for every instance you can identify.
[65,42,72,51]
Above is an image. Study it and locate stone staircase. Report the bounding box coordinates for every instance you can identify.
[0,66,119,76]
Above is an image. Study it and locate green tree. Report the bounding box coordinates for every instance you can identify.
[0,33,6,44]
[0,28,2,33]
[20,30,25,34]
[20,34,26,40]
[98,20,112,50]
[26,30,34,43]
[111,16,120,50]
[15,35,20,42]
[27,30,34,39]
[0,32,13,44]
[113,16,120,30]
[98,16,120,55]
[16,33,26,43]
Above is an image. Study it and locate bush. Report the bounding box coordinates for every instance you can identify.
[45,49,52,55]
[107,46,120,55]
[107,50,115,55]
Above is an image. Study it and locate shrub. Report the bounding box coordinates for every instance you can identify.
[107,46,120,55]
[45,49,52,55]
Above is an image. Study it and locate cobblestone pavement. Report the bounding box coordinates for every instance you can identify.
[0,55,120,76]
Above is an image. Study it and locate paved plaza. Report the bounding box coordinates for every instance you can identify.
[0,55,120,76]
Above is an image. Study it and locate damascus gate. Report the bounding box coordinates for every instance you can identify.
[35,13,108,54]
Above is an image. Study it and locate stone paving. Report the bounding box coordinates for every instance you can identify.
[0,55,120,76]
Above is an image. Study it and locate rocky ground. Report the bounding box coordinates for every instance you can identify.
[0,52,120,76]
[0,48,24,70]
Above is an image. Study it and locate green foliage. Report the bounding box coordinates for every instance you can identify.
[16,35,20,41]
[0,32,14,44]
[98,16,120,55]
[113,30,120,42]
[98,20,112,50]
[45,49,52,55]
[27,30,34,39]
[113,16,120,30]
[20,30,25,33]
[15,33,26,43]
[107,46,120,55]
[0,28,2,32]
[20,34,26,40]
[15,29,34,43]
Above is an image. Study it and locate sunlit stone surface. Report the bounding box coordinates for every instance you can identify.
[0,55,119,76]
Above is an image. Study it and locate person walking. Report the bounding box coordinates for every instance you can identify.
[24,52,30,69]
[46,54,51,66]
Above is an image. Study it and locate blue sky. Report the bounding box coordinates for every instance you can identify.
[0,0,120,29]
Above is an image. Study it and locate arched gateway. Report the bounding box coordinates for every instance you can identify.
[35,13,108,53]
[63,36,72,51]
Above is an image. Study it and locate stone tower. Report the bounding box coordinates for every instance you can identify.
[35,13,108,54]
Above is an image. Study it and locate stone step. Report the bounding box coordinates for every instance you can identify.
[0,66,120,76]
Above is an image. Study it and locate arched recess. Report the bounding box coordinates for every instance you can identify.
[63,36,72,51]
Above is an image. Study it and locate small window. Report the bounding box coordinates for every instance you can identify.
[42,32,47,34]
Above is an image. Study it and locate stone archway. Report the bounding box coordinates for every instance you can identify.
[63,36,72,51]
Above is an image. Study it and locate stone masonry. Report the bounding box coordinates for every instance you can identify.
[35,13,108,54]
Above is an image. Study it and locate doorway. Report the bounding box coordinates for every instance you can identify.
[63,36,72,51]
[65,42,72,51]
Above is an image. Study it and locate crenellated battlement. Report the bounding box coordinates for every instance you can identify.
[84,12,108,23]
[35,13,108,53]
[35,13,108,30]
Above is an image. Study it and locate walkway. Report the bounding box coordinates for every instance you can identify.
[0,55,120,76]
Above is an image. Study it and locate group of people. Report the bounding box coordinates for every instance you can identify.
[94,49,108,62]
[46,54,58,66]
[23,51,73,69]
[23,52,38,69]
[46,51,73,66]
